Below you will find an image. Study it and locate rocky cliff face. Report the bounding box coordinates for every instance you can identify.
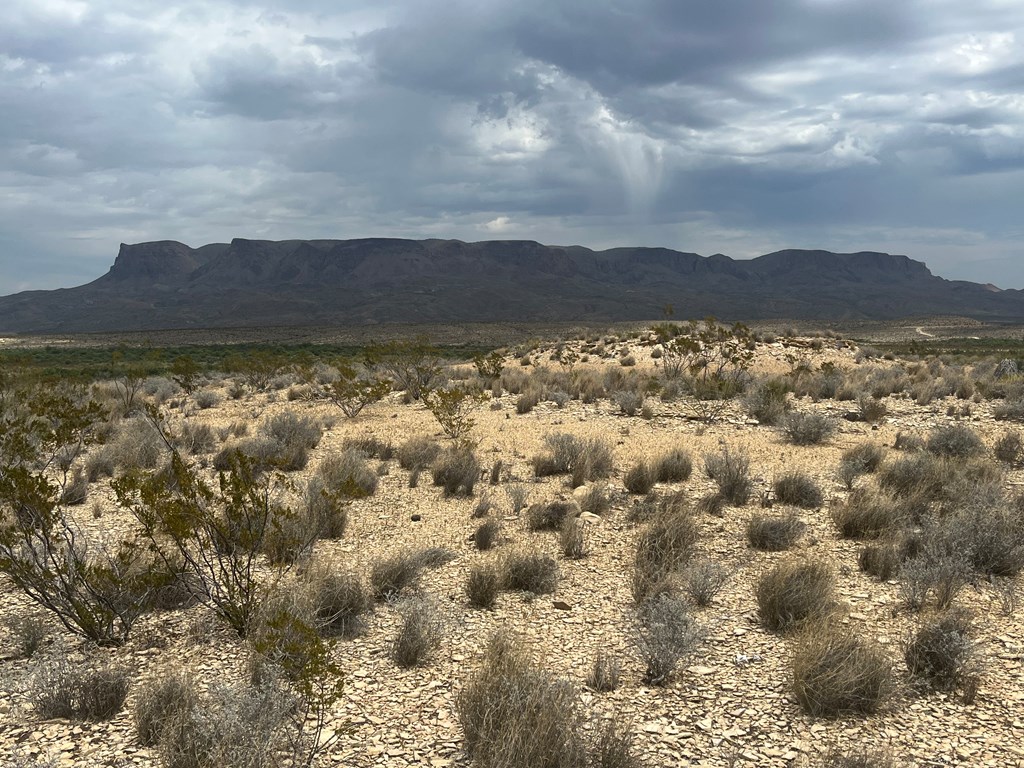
[2,238,1022,333]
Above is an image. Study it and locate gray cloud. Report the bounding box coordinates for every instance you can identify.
[2,0,1023,293]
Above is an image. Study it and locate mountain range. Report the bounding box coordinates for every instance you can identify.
[1,238,1020,333]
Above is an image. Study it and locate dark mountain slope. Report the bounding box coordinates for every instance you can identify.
[2,238,1022,333]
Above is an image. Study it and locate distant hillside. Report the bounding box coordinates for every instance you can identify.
[2,238,1023,333]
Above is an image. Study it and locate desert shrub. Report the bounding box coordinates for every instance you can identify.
[619,354,636,367]
[258,410,322,451]
[515,390,540,414]
[839,443,885,489]
[634,592,704,685]
[703,447,752,505]
[174,421,217,456]
[559,518,587,559]
[506,483,531,515]
[532,433,614,485]
[193,389,220,409]
[858,544,900,581]
[368,551,422,601]
[3,612,48,659]
[343,435,395,460]
[213,435,310,473]
[994,430,1023,465]
[614,390,644,416]
[134,666,198,746]
[432,446,481,497]
[305,567,369,637]
[632,507,700,602]
[30,658,130,721]
[744,378,791,425]
[904,609,978,693]
[772,471,824,508]
[577,484,612,515]
[456,631,585,768]
[316,450,378,498]
[414,546,457,569]
[473,519,501,551]
[302,479,349,540]
[466,563,501,609]
[527,499,579,531]
[757,559,835,632]
[926,424,985,459]
[654,448,692,483]
[940,501,1024,577]
[586,652,621,692]
[831,488,906,539]
[682,559,730,607]
[782,412,837,446]
[857,394,887,424]
[60,468,88,506]
[502,550,559,595]
[878,452,946,501]
[392,598,443,668]
[260,503,317,566]
[899,548,971,611]
[105,416,166,473]
[623,461,656,495]
[994,399,1024,422]
[397,436,442,470]
[694,492,725,517]
[747,513,806,551]
[791,623,892,716]
[818,745,900,768]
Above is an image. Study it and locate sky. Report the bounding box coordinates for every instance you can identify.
[2,0,1024,293]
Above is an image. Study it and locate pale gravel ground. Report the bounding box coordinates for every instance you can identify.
[1,337,1022,768]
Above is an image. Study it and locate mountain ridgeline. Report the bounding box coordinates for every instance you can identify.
[1,237,1021,333]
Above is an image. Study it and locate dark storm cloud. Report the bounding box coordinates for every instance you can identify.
[1,0,1023,292]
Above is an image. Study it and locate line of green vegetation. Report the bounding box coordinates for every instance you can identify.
[870,336,1024,363]
[0,341,493,383]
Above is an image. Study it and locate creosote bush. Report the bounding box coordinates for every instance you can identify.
[791,623,892,716]
[747,513,806,551]
[772,471,824,509]
[757,559,835,632]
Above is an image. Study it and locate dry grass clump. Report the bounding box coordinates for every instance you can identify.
[559,518,587,560]
[654,448,693,483]
[391,598,443,668]
[343,434,395,460]
[532,432,614,487]
[877,452,946,501]
[472,519,501,550]
[586,651,621,692]
[757,559,836,632]
[632,505,700,602]
[747,513,806,551]
[369,550,423,602]
[397,435,442,470]
[456,631,586,768]
[744,378,791,425]
[623,460,656,495]
[526,499,579,531]
[30,658,130,721]
[791,623,892,716]
[3,612,48,659]
[904,609,979,694]
[782,411,837,445]
[772,471,824,508]
[993,430,1023,465]
[838,442,885,488]
[857,394,888,424]
[926,423,985,459]
[634,592,704,685]
[431,446,481,497]
[305,567,369,637]
[134,666,198,746]
[703,447,752,506]
[577,484,613,515]
[818,745,901,768]
[831,488,906,539]
[466,563,501,609]
[858,544,901,581]
[502,550,559,595]
[681,559,730,607]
